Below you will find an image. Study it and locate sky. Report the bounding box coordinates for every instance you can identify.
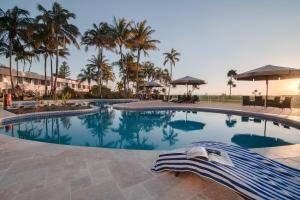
[2,0,300,95]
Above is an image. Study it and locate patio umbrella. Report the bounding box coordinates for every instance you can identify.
[170,76,206,95]
[235,65,300,107]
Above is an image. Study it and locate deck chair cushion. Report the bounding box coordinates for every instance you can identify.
[152,142,300,200]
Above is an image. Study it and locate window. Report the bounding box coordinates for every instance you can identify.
[83,85,86,89]
[18,77,23,84]
[57,82,61,87]
[25,78,31,83]
[72,84,75,88]
[78,84,81,89]
[34,79,39,85]
[0,75,3,82]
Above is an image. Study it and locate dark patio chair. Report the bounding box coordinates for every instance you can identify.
[242,96,254,106]
[254,96,265,107]
[267,96,281,107]
[278,97,292,109]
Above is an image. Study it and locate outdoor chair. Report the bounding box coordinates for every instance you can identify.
[278,97,292,109]
[254,96,265,106]
[242,96,254,106]
[152,142,300,200]
[267,96,281,107]
[169,95,178,102]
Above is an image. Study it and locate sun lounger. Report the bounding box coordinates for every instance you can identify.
[152,142,300,200]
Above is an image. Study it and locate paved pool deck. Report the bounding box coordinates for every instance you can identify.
[0,100,300,200]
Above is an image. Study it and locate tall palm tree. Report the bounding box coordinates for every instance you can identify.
[163,48,180,99]
[163,48,180,79]
[129,20,160,93]
[227,69,237,97]
[29,21,53,96]
[111,17,132,96]
[82,22,115,97]
[37,2,80,96]
[77,65,96,92]
[0,7,31,93]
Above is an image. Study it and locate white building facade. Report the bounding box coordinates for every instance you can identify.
[0,65,91,95]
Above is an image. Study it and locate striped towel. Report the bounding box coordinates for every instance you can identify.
[152,142,300,200]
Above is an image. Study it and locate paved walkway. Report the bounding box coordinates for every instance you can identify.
[0,100,300,200]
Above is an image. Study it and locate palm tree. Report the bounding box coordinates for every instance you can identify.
[163,48,180,99]
[30,21,53,96]
[227,69,237,97]
[85,55,114,91]
[163,48,180,79]
[14,45,31,83]
[82,22,115,97]
[142,61,156,82]
[129,20,160,93]
[0,7,32,93]
[111,17,132,96]
[77,65,97,92]
[37,2,80,96]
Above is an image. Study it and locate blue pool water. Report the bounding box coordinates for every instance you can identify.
[0,104,299,150]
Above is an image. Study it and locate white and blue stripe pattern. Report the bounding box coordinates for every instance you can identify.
[152,142,300,200]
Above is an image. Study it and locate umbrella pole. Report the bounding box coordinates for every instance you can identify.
[265,79,269,108]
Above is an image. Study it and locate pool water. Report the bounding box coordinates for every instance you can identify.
[0,105,299,150]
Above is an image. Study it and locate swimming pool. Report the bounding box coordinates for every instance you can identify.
[0,104,299,150]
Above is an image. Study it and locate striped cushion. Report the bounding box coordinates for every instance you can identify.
[152,142,300,200]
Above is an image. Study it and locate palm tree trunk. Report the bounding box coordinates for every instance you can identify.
[16,61,19,85]
[50,57,53,96]
[44,54,48,96]
[98,47,103,98]
[28,57,32,72]
[54,34,59,97]
[9,38,14,94]
[119,45,127,97]
[229,85,232,97]
[167,64,172,100]
[136,49,141,94]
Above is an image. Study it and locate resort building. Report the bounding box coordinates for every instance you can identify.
[0,65,91,95]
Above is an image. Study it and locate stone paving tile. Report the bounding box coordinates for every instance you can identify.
[143,172,187,199]
[71,180,126,200]
[71,175,92,192]
[108,159,153,189]
[200,181,244,200]
[122,183,154,200]
[32,182,71,200]
[89,167,114,185]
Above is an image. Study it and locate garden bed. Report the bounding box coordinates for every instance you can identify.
[7,104,91,114]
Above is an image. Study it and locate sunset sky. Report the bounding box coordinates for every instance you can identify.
[2,0,300,95]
